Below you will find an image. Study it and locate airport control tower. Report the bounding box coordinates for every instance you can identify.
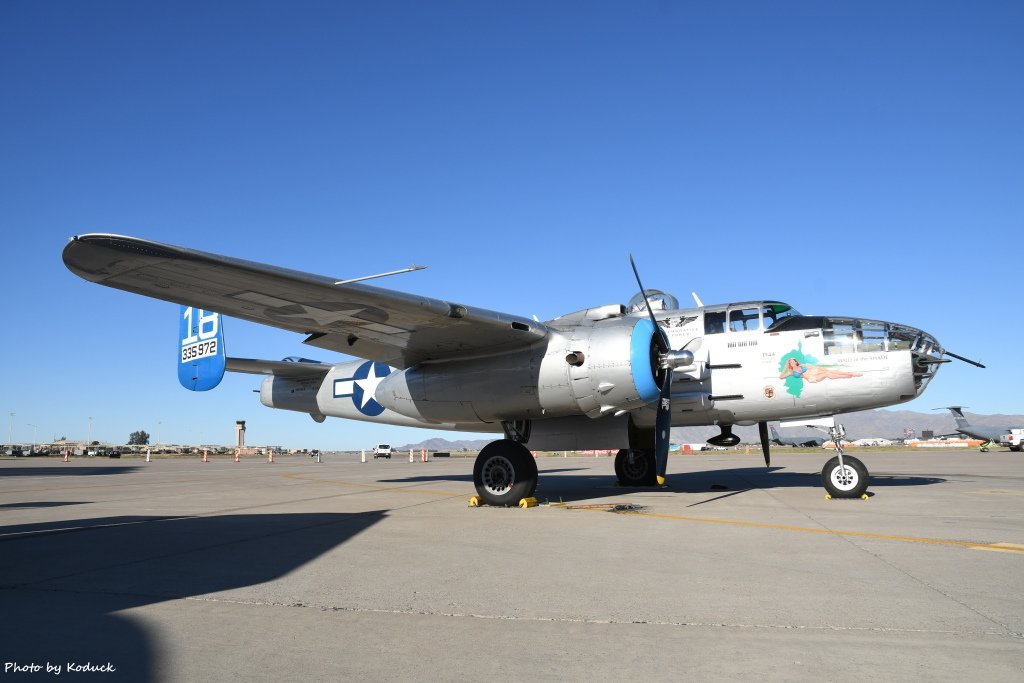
[235,420,246,449]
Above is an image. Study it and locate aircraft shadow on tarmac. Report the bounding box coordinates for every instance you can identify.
[378,466,946,503]
[0,466,143,477]
[0,510,385,681]
[0,501,89,510]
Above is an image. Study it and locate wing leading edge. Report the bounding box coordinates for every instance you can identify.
[63,234,548,369]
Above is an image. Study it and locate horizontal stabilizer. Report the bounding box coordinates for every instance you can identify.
[226,357,333,378]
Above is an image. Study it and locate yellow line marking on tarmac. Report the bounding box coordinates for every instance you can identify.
[282,472,465,499]
[559,504,1024,554]
[281,476,1023,554]
[970,543,1024,554]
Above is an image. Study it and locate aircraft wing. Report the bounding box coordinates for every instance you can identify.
[63,234,549,369]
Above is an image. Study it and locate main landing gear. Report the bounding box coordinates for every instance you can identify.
[614,449,656,486]
[820,424,870,499]
[470,423,871,504]
[472,439,538,506]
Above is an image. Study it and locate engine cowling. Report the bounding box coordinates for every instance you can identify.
[374,316,660,422]
[537,316,660,418]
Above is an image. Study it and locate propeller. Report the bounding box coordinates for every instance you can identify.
[629,255,693,486]
[758,421,770,467]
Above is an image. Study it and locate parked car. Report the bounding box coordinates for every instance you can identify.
[373,444,392,459]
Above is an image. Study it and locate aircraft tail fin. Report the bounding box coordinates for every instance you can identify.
[937,406,971,429]
[178,306,226,391]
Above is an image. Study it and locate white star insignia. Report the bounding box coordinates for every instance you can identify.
[277,305,366,327]
[354,363,386,409]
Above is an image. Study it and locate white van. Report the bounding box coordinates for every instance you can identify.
[373,444,392,459]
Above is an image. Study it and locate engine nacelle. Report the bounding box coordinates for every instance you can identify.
[259,376,321,414]
[538,316,660,417]
[375,316,660,422]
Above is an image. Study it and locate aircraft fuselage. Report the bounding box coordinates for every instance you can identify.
[259,300,943,451]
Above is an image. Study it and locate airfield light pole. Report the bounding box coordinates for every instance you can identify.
[88,416,93,445]
[26,423,38,450]
[157,420,161,448]
[8,412,13,446]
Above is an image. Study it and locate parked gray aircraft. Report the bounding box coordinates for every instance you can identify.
[769,425,826,448]
[62,234,983,503]
[937,406,1020,451]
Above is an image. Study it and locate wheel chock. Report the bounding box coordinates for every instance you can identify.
[518,497,538,509]
[860,493,869,500]
[468,496,482,507]
[824,493,832,500]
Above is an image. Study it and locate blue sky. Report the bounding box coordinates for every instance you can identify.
[2,1,1021,449]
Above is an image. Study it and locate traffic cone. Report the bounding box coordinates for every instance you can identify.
[63,450,69,462]
[268,451,274,463]
[203,449,209,463]
[234,450,240,463]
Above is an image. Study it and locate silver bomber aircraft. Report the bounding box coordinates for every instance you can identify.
[62,234,982,505]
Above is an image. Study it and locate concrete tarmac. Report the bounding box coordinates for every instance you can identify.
[1,450,1022,681]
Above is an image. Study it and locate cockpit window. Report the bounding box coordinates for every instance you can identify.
[728,307,761,332]
[763,303,801,330]
[860,322,887,352]
[823,319,857,355]
[888,324,916,351]
[704,310,726,334]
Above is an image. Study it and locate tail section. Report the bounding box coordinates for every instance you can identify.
[178,305,226,391]
[940,406,971,429]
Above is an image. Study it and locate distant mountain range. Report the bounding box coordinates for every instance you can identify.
[394,437,497,452]
[396,408,1024,451]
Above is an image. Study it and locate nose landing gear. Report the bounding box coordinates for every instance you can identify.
[820,424,869,499]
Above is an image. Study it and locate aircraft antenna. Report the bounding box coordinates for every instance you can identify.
[334,265,426,286]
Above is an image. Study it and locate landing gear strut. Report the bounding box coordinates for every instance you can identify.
[472,439,538,506]
[820,424,869,498]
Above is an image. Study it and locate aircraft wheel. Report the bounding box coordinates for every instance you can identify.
[472,439,538,506]
[614,449,656,486]
[821,455,869,499]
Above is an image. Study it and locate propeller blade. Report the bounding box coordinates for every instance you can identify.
[758,421,771,467]
[654,367,673,485]
[629,254,672,486]
[628,254,669,348]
